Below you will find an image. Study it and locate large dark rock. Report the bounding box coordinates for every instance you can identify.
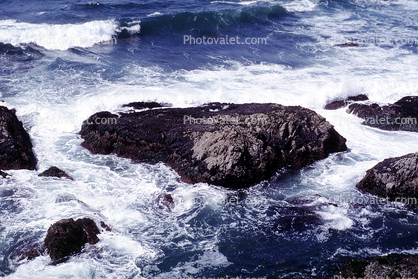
[0,106,37,170]
[324,94,368,110]
[80,103,347,188]
[39,166,73,180]
[336,254,418,278]
[348,96,418,131]
[44,218,100,262]
[356,152,418,201]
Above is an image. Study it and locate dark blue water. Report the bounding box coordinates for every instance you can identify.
[0,0,417,278]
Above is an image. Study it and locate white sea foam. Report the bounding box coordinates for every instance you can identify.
[147,12,163,17]
[1,1,418,276]
[0,19,119,50]
[281,0,318,12]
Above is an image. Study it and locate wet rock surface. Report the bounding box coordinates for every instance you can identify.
[11,242,43,262]
[356,152,418,201]
[0,106,37,170]
[80,103,347,188]
[348,96,418,131]
[122,101,171,110]
[44,218,100,263]
[324,94,369,110]
[38,166,73,180]
[336,254,418,278]
[157,193,175,212]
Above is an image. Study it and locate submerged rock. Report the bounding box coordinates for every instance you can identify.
[356,152,418,201]
[157,193,175,212]
[0,106,37,170]
[11,242,43,262]
[38,166,73,180]
[334,42,360,47]
[100,221,111,232]
[348,96,418,131]
[44,218,100,263]
[336,254,418,278]
[324,94,368,110]
[267,205,323,232]
[0,170,10,178]
[122,101,171,110]
[80,103,347,188]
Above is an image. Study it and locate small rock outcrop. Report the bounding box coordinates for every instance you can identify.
[80,103,347,188]
[38,166,73,180]
[324,94,369,110]
[157,193,175,212]
[122,101,171,110]
[334,42,360,47]
[356,152,418,201]
[348,96,418,131]
[100,221,111,232]
[44,218,100,262]
[0,170,9,178]
[11,242,43,262]
[336,254,418,278]
[0,106,37,170]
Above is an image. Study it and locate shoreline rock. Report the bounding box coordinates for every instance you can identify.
[336,254,418,278]
[356,152,418,201]
[44,218,100,263]
[122,101,171,110]
[38,166,73,180]
[348,96,418,132]
[0,106,37,170]
[80,102,347,188]
[324,94,369,110]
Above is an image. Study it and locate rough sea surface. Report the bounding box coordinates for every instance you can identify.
[0,0,417,278]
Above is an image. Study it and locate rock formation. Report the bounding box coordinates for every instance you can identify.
[44,218,100,263]
[356,152,418,201]
[80,102,347,188]
[0,106,37,170]
[348,96,418,132]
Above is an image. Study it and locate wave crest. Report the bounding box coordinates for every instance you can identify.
[0,19,136,51]
[140,4,287,36]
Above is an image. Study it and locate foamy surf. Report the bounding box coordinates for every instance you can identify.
[1,0,417,277]
[0,19,135,50]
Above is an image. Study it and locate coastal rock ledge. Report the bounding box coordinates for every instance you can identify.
[356,152,418,201]
[80,103,347,188]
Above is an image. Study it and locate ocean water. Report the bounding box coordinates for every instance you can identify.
[0,0,417,278]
